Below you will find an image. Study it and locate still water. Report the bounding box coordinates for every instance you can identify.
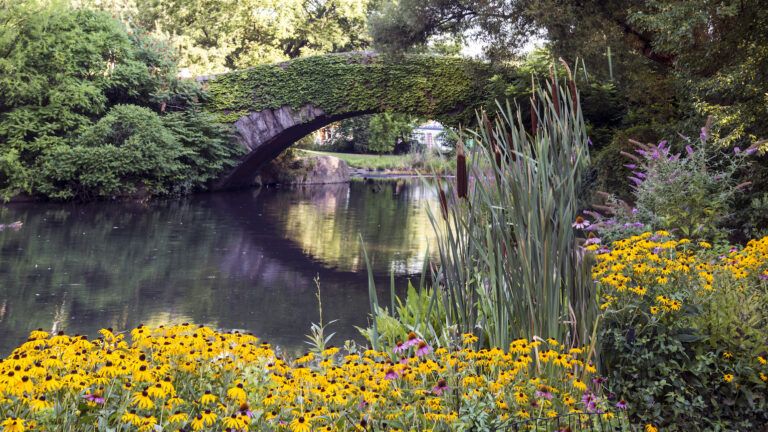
[0,179,438,355]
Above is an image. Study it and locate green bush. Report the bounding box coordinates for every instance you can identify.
[35,104,239,200]
[0,3,238,201]
[595,233,768,430]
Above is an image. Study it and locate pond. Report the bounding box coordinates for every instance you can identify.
[0,178,438,355]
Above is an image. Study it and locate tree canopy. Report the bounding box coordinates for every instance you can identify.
[0,1,240,200]
[75,0,377,74]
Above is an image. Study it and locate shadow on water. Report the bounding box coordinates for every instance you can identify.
[0,178,438,355]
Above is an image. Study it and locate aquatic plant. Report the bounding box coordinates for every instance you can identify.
[422,71,595,349]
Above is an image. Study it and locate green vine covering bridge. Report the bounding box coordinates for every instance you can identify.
[201,52,500,188]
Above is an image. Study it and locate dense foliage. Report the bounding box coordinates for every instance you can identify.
[592,233,768,430]
[204,53,502,125]
[317,113,419,154]
[0,324,627,431]
[0,1,240,201]
[76,0,376,74]
[371,0,768,234]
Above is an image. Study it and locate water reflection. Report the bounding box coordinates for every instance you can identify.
[0,179,438,355]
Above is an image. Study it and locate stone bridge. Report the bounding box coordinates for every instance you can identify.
[201,52,503,189]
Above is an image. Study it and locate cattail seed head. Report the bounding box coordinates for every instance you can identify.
[456,143,468,199]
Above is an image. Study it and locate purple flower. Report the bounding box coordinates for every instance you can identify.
[758,273,768,281]
[686,145,694,155]
[616,400,628,410]
[415,341,432,357]
[535,390,554,400]
[432,378,449,395]
[735,147,742,154]
[629,176,643,185]
[746,147,758,155]
[700,127,709,142]
[597,247,611,254]
[393,341,407,354]
[632,171,646,179]
[623,163,637,170]
[403,332,422,348]
[572,216,590,229]
[585,235,601,245]
[84,393,105,404]
[384,368,398,380]
[587,137,593,146]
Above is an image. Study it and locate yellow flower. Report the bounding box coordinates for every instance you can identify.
[226,383,247,402]
[572,379,587,392]
[1,417,25,432]
[167,411,188,424]
[131,391,154,410]
[222,414,248,429]
[289,415,311,432]
[461,333,479,345]
[200,409,217,425]
[190,414,206,431]
[121,410,142,426]
[200,390,217,405]
[723,374,734,383]
[758,356,766,365]
[645,424,658,432]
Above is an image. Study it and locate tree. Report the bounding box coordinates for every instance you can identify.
[370,0,768,146]
[368,113,417,153]
[0,1,240,200]
[76,0,377,74]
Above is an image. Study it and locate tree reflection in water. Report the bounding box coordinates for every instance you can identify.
[0,179,437,354]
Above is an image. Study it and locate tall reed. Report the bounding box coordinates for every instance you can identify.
[425,76,596,348]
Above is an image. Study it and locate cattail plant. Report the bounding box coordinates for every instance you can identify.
[424,76,596,349]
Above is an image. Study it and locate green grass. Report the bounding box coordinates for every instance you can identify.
[300,149,454,174]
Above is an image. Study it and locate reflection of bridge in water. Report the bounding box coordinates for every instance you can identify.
[0,179,438,354]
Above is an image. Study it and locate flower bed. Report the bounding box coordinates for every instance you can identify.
[0,325,623,431]
[593,232,768,429]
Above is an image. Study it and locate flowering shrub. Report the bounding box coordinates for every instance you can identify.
[617,126,755,240]
[0,324,627,431]
[593,232,768,430]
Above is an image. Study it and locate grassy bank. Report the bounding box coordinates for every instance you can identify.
[300,149,454,174]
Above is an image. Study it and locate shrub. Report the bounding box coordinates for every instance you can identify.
[35,105,187,200]
[594,232,768,430]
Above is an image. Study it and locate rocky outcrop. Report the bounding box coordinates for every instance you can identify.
[258,155,350,186]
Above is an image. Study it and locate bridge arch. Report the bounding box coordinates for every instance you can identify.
[202,52,498,189]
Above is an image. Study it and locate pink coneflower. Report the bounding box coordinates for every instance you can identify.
[616,400,628,410]
[239,403,254,418]
[399,356,408,365]
[384,368,398,380]
[534,390,554,400]
[84,392,105,404]
[393,341,407,354]
[432,378,449,395]
[572,216,590,229]
[403,332,422,348]
[415,341,432,357]
[585,233,601,245]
